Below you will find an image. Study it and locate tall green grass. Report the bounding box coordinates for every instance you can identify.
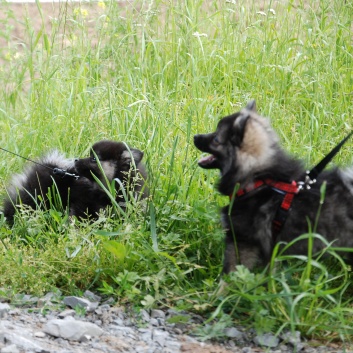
[0,0,353,342]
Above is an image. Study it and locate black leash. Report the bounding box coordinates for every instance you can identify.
[0,146,80,180]
[298,131,353,190]
[272,130,353,238]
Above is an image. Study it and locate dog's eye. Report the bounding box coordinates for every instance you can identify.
[91,157,97,163]
[213,136,221,146]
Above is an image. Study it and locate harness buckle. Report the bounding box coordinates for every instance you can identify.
[297,171,316,191]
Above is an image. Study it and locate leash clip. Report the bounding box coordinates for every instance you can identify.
[297,170,316,191]
[53,168,80,180]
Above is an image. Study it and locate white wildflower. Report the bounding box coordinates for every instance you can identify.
[192,32,208,38]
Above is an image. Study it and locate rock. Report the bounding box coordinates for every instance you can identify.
[281,330,305,351]
[241,348,253,353]
[37,292,60,308]
[140,309,150,322]
[151,309,165,319]
[79,334,92,342]
[43,318,104,341]
[253,333,279,348]
[34,331,46,338]
[102,297,115,305]
[224,327,243,339]
[63,296,99,312]
[58,309,76,318]
[83,290,101,302]
[150,318,159,326]
[0,303,10,319]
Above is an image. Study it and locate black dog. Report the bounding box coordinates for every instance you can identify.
[194,101,353,273]
[3,140,147,223]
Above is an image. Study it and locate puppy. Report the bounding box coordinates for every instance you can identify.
[3,140,147,223]
[194,101,353,273]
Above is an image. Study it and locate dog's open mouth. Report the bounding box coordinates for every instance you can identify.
[198,154,218,169]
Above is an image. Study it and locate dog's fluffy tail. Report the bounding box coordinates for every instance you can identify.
[2,150,75,223]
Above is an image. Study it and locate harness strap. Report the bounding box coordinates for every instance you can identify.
[235,179,299,199]
[233,179,299,240]
[272,191,296,235]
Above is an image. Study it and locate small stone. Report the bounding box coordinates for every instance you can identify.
[224,327,243,339]
[43,318,103,341]
[242,348,253,353]
[79,334,92,342]
[58,309,76,319]
[0,303,11,319]
[150,318,159,326]
[102,297,115,305]
[100,304,112,311]
[151,309,165,319]
[112,318,124,326]
[253,333,279,348]
[64,316,76,321]
[63,296,98,312]
[34,331,46,338]
[37,292,58,308]
[83,290,101,302]
[139,309,150,322]
[281,330,303,350]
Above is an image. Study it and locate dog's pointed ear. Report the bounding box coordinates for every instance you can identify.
[245,100,257,112]
[122,148,144,164]
[231,113,250,146]
[131,148,144,164]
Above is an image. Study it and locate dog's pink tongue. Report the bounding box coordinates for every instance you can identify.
[198,155,215,165]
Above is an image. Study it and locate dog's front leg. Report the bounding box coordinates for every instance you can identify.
[223,234,260,274]
[223,235,238,274]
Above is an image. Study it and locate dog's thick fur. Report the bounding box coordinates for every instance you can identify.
[3,140,147,223]
[194,101,353,273]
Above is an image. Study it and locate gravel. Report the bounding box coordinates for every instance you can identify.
[0,289,351,353]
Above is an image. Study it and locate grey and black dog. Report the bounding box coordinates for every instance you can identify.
[3,140,147,223]
[194,101,353,273]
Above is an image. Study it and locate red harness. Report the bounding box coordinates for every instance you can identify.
[232,179,300,237]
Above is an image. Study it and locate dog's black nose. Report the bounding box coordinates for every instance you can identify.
[194,134,203,148]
